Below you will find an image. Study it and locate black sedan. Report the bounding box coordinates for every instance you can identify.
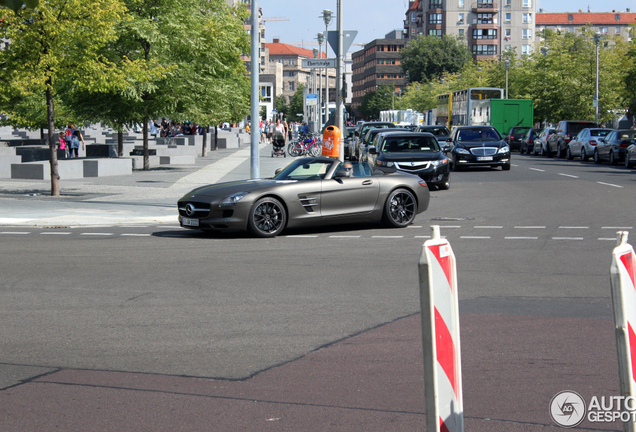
[447,126,511,170]
[594,129,636,165]
[505,126,532,152]
[519,128,542,155]
[178,157,431,237]
[366,131,450,190]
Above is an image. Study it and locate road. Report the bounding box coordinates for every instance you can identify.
[0,152,634,431]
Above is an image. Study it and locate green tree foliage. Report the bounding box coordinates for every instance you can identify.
[625,43,636,120]
[359,84,394,120]
[401,35,472,83]
[0,0,128,195]
[287,84,305,123]
[0,0,37,12]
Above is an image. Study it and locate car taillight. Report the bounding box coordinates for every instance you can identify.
[528,138,534,144]
[589,140,597,146]
[565,135,572,142]
[620,142,630,148]
[509,135,514,141]
[418,180,427,187]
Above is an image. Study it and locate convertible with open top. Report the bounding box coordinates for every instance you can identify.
[178,157,431,237]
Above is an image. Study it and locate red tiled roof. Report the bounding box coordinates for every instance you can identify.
[536,12,636,25]
[265,42,326,58]
[408,0,420,12]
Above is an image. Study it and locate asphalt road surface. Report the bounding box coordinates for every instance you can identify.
[1,152,635,431]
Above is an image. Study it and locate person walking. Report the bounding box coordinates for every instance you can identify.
[66,124,85,158]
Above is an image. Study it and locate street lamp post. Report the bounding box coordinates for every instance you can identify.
[540,47,548,127]
[320,9,332,131]
[504,60,510,99]
[593,32,602,125]
[317,32,324,130]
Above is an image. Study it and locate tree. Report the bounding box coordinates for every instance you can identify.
[0,0,128,196]
[358,84,394,120]
[0,0,37,12]
[287,84,305,123]
[401,35,472,83]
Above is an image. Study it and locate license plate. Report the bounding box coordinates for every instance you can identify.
[477,156,493,161]
[182,217,199,227]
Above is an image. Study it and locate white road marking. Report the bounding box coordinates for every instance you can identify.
[120,233,151,237]
[558,173,579,178]
[372,235,404,239]
[552,237,584,241]
[407,225,423,228]
[514,226,546,229]
[505,236,538,240]
[529,168,545,172]
[329,235,361,238]
[121,225,150,228]
[80,233,114,236]
[40,232,72,235]
[598,238,618,241]
[602,227,633,230]
[438,225,461,229]
[0,232,30,235]
[597,181,623,188]
[286,235,319,238]
[461,236,491,239]
[558,226,589,229]
[474,226,503,229]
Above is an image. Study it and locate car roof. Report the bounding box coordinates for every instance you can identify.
[376,131,436,138]
[455,125,496,130]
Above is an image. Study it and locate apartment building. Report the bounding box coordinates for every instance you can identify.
[404,0,535,58]
[536,10,635,43]
[351,31,407,112]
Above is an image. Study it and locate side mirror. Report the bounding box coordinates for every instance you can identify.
[368,147,377,155]
[334,169,350,178]
[443,144,452,152]
[275,168,283,175]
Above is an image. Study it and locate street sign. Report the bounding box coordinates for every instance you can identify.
[302,58,337,69]
[272,110,278,114]
[327,30,358,57]
[305,94,318,106]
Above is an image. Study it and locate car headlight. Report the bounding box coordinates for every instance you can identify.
[456,148,470,154]
[220,192,250,207]
[377,160,394,167]
[430,159,448,166]
[498,146,510,154]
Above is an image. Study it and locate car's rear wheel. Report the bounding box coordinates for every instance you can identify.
[581,147,587,161]
[594,150,601,164]
[546,144,553,158]
[248,197,287,238]
[383,188,417,228]
[566,147,573,160]
[609,151,616,165]
[520,144,525,154]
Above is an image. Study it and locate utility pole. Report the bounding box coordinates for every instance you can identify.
[336,0,344,161]
[250,0,259,179]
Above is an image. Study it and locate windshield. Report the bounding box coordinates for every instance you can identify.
[457,128,501,142]
[420,127,450,137]
[590,129,612,137]
[381,136,440,153]
[617,130,636,140]
[362,124,394,136]
[274,160,332,180]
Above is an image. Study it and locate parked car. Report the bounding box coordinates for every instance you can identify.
[505,126,532,152]
[177,157,430,237]
[366,131,450,190]
[415,125,451,143]
[625,142,636,168]
[446,126,511,171]
[360,128,408,162]
[547,120,597,158]
[594,129,636,165]
[532,128,556,155]
[349,121,396,160]
[342,126,356,159]
[519,128,542,154]
[567,128,613,161]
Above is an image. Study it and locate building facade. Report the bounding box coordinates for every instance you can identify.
[404,0,535,59]
[536,10,635,43]
[351,31,407,113]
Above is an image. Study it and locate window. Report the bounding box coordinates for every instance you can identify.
[458,13,464,23]
[411,12,416,22]
[522,29,532,39]
[568,14,573,21]
[616,27,621,34]
[599,27,608,34]
[289,81,295,91]
[522,0,532,7]
[428,29,442,37]
[505,44,511,51]
[430,0,442,8]
[472,44,497,55]
[458,0,464,7]
[522,45,532,55]
[473,29,497,39]
[429,13,443,24]
[522,13,532,24]
[477,13,494,24]
[504,28,511,41]
[505,13,511,23]
[615,14,621,21]
[505,0,511,4]
[458,29,465,38]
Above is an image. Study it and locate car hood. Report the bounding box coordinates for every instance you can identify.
[456,140,506,148]
[182,178,294,199]
[380,151,444,161]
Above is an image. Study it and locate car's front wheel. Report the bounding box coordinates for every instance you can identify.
[581,147,587,161]
[609,151,617,166]
[248,197,287,238]
[594,150,601,164]
[383,188,417,228]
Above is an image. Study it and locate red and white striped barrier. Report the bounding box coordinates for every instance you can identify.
[610,231,636,432]
[419,225,464,432]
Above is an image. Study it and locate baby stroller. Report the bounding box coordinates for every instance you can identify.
[271,136,286,158]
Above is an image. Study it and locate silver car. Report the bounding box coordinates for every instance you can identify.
[178,157,431,237]
[567,128,613,161]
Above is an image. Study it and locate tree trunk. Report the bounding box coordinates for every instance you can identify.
[118,128,123,157]
[201,126,207,157]
[214,124,218,151]
[46,80,60,197]
[143,115,149,170]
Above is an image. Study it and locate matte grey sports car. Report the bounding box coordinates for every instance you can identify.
[178,157,431,237]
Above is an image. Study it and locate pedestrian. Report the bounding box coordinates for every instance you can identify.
[274,118,286,148]
[58,131,69,159]
[66,123,85,158]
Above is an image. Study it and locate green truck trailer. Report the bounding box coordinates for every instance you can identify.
[472,98,534,136]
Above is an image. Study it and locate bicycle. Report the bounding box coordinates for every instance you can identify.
[288,133,322,157]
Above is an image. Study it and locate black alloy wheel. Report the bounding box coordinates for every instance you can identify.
[502,163,511,171]
[594,150,601,164]
[383,188,417,228]
[248,197,287,238]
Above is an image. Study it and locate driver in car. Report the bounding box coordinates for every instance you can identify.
[343,162,355,177]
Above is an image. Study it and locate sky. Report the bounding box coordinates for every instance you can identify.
[260,0,635,55]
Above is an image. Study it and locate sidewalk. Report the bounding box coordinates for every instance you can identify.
[0,142,288,227]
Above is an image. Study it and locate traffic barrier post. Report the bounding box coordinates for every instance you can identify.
[610,231,636,432]
[418,225,464,432]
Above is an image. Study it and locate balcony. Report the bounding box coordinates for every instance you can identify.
[472,2,498,13]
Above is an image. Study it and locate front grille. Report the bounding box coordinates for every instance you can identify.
[395,162,431,171]
[470,147,498,156]
[178,201,211,217]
